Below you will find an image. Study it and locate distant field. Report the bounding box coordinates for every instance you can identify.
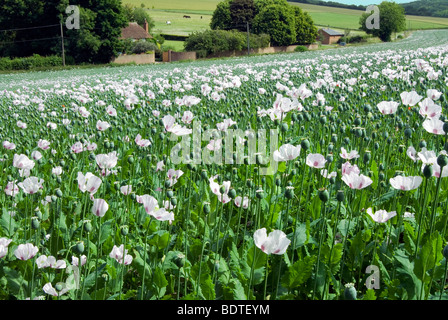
[123,0,448,39]
[290,3,448,30]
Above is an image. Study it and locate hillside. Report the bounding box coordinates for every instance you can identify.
[402,0,448,17]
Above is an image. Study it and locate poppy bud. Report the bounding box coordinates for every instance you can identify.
[203,203,211,214]
[121,225,129,236]
[31,217,40,230]
[201,170,208,180]
[175,253,186,267]
[318,188,329,202]
[74,242,84,254]
[285,187,294,199]
[166,190,174,199]
[363,151,371,164]
[55,189,63,198]
[55,283,64,292]
[256,188,265,199]
[228,188,237,199]
[85,221,93,233]
[89,153,96,161]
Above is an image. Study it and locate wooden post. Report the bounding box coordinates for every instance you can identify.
[60,22,66,66]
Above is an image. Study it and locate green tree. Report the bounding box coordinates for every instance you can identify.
[210,0,233,30]
[0,0,128,64]
[293,6,318,44]
[229,0,256,31]
[252,4,296,46]
[359,1,406,42]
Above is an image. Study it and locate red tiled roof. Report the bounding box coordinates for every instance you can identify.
[120,22,153,39]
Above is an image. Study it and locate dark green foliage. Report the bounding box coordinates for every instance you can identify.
[211,0,317,46]
[252,4,296,46]
[184,29,270,58]
[0,0,128,64]
[359,1,406,42]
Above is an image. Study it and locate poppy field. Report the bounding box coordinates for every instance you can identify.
[1,30,448,301]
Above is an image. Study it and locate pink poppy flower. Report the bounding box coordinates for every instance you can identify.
[37,139,51,150]
[77,172,102,194]
[400,91,423,106]
[306,153,326,169]
[273,144,301,162]
[340,147,359,160]
[135,134,151,147]
[389,175,422,191]
[14,243,38,260]
[91,198,109,217]
[422,116,445,135]
[2,141,16,150]
[341,172,373,189]
[13,154,35,170]
[367,208,396,223]
[377,101,399,115]
[18,176,44,194]
[109,245,133,265]
[253,228,290,255]
[96,120,110,131]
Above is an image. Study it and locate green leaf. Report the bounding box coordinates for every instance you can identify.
[414,231,443,282]
[281,255,316,289]
[291,222,307,249]
[0,210,17,237]
[246,245,267,270]
[99,220,113,245]
[153,267,168,289]
[362,289,377,300]
[148,230,170,250]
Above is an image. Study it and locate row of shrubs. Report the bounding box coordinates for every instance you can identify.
[337,34,369,44]
[0,54,63,71]
[184,30,271,59]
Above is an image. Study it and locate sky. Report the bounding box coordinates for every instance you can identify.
[322,0,411,4]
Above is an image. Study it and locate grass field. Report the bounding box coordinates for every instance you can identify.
[123,0,448,43]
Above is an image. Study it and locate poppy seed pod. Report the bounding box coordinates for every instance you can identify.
[301,139,310,150]
[344,283,357,300]
[419,140,427,148]
[438,154,448,168]
[55,189,63,198]
[404,128,412,138]
[443,244,448,259]
[170,197,178,206]
[444,122,448,134]
[201,170,208,180]
[280,123,288,132]
[228,188,237,199]
[423,164,433,179]
[166,189,174,199]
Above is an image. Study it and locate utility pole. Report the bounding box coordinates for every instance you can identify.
[60,21,66,66]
